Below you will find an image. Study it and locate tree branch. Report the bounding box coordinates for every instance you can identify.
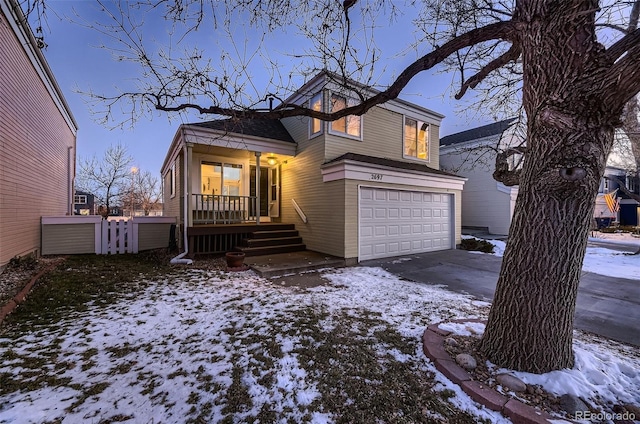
[493,146,526,186]
[153,20,517,120]
[455,43,521,100]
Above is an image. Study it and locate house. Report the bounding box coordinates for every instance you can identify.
[161,72,466,263]
[594,167,640,227]
[439,119,519,235]
[0,0,78,268]
[440,119,640,234]
[74,190,96,215]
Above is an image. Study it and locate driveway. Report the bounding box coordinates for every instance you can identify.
[361,249,640,347]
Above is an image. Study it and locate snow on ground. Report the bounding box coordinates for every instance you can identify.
[475,237,639,280]
[1,237,638,423]
[0,267,509,424]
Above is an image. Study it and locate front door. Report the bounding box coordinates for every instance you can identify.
[250,165,279,218]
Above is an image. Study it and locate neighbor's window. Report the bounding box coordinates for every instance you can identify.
[310,92,323,136]
[330,94,361,138]
[170,162,176,197]
[404,117,429,160]
[74,195,87,204]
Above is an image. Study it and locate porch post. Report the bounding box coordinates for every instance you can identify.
[186,142,194,227]
[255,152,261,225]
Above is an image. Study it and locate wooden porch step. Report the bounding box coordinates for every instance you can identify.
[250,229,299,239]
[235,243,307,257]
[243,236,303,248]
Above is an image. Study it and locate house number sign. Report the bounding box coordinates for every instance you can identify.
[370,173,383,180]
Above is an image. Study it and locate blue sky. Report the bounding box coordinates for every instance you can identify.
[37,1,492,177]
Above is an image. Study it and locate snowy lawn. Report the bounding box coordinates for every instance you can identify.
[0,248,638,424]
[0,256,506,424]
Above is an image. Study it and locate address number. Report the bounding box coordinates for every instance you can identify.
[370,173,383,180]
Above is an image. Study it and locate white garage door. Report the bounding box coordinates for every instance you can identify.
[359,187,452,260]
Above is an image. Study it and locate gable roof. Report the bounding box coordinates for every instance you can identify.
[440,118,517,147]
[189,118,295,143]
[324,152,461,178]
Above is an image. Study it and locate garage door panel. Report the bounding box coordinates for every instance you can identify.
[360,187,453,260]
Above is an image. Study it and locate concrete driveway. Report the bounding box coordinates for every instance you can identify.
[361,249,640,347]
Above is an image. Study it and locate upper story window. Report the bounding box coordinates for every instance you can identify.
[329,94,362,139]
[170,162,176,197]
[309,93,323,137]
[74,195,87,204]
[404,117,429,161]
[627,174,637,193]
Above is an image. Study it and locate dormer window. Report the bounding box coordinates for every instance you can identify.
[309,92,323,137]
[329,94,362,139]
[404,117,429,161]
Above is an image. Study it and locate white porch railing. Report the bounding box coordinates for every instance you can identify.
[192,194,257,224]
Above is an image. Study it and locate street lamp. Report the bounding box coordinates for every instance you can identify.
[130,166,138,217]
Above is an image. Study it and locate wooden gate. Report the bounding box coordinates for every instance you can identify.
[101,218,137,254]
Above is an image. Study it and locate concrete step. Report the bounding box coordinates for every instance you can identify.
[245,250,346,278]
[243,236,303,248]
[236,243,307,257]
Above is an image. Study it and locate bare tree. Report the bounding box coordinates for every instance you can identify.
[77,0,640,373]
[133,170,162,216]
[77,144,133,218]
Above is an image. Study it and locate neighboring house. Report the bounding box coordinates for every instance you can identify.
[0,0,78,267]
[439,119,519,235]
[440,119,640,234]
[161,72,466,263]
[74,190,96,215]
[595,167,640,227]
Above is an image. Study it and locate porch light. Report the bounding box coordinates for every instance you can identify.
[267,155,278,166]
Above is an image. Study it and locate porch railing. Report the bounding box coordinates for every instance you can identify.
[192,194,257,224]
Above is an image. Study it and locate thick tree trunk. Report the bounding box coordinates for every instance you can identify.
[478,0,623,373]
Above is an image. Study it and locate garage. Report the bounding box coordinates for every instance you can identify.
[359,187,453,260]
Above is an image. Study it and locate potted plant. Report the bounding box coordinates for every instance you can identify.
[225,251,246,269]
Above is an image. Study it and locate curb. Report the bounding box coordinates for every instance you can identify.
[0,259,64,324]
[423,319,575,424]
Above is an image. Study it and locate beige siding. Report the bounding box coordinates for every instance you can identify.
[281,116,347,256]
[342,181,462,259]
[0,6,76,266]
[138,223,174,251]
[42,224,95,255]
[162,154,182,222]
[440,148,512,235]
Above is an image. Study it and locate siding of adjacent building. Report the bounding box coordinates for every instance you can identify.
[0,1,77,266]
[440,141,515,235]
[41,222,96,255]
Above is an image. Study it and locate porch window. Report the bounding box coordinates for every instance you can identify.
[310,92,323,137]
[329,94,361,138]
[201,162,242,196]
[404,117,429,161]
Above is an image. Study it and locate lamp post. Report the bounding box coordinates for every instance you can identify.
[130,166,138,217]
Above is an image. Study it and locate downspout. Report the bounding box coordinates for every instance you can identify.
[171,133,193,265]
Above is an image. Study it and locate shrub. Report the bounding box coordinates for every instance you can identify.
[460,238,495,254]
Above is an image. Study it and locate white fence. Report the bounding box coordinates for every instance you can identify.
[41,216,176,255]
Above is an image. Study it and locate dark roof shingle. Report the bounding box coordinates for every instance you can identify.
[189,118,295,143]
[440,118,517,146]
[324,152,462,178]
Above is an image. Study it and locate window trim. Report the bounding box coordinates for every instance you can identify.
[327,93,363,141]
[170,162,176,198]
[74,195,87,204]
[402,116,430,163]
[309,92,324,139]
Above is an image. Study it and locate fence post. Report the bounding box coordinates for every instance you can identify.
[131,218,139,253]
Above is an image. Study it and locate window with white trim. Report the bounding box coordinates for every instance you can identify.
[74,195,87,204]
[404,117,429,161]
[329,94,361,138]
[309,92,323,137]
[170,162,176,197]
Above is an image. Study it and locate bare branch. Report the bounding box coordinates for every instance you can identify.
[455,43,521,99]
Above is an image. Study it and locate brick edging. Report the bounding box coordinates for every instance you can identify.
[422,319,576,424]
[0,259,65,324]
